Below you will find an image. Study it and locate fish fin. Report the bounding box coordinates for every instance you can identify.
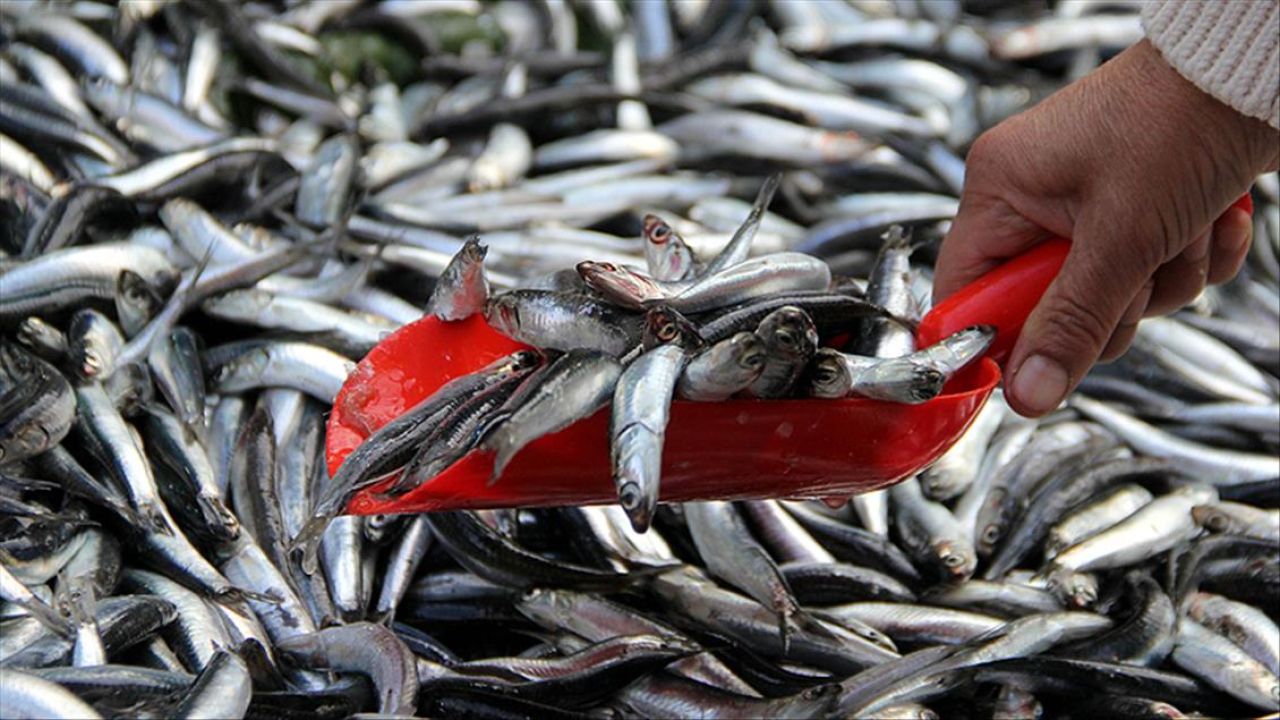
[24,577,73,638]
[291,517,329,576]
[793,608,842,641]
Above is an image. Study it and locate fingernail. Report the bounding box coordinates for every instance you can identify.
[1012,355,1069,415]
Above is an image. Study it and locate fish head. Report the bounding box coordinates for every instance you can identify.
[460,235,489,264]
[578,261,663,309]
[790,683,842,717]
[728,332,767,373]
[495,349,543,375]
[932,539,976,581]
[15,318,59,354]
[516,588,574,626]
[642,306,704,351]
[483,295,521,335]
[0,422,52,463]
[1190,504,1235,534]
[642,214,674,246]
[758,306,817,355]
[115,270,162,336]
[806,348,851,398]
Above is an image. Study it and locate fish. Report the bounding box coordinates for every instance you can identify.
[426,236,490,322]
[483,350,622,481]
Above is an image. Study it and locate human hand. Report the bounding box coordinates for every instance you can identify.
[934,39,1279,418]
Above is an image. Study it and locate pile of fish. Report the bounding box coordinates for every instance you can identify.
[1,1,1277,718]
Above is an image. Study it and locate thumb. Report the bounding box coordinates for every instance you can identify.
[1004,227,1155,417]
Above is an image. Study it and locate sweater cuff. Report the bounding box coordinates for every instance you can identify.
[1142,0,1280,129]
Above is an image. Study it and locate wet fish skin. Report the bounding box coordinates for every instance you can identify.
[0,343,75,466]
[170,649,251,719]
[485,290,644,356]
[1049,485,1219,575]
[484,349,622,481]
[891,477,977,583]
[427,236,490,322]
[1187,592,1280,676]
[609,343,686,533]
[684,500,807,648]
[676,331,765,401]
[747,305,818,398]
[1045,483,1155,560]
[426,511,654,591]
[643,213,698,282]
[277,623,419,715]
[0,669,105,719]
[1171,619,1279,711]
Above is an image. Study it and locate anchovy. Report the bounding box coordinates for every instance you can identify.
[616,674,839,719]
[486,291,644,356]
[296,133,359,227]
[1071,395,1280,484]
[652,566,900,674]
[685,501,809,648]
[610,341,686,532]
[172,649,252,719]
[829,602,1006,645]
[278,623,419,715]
[1171,619,1279,711]
[813,326,994,403]
[141,408,239,544]
[1045,483,1155,560]
[426,236,490,322]
[891,477,977,582]
[1052,572,1175,667]
[667,252,832,314]
[0,669,105,719]
[748,306,818,398]
[485,350,621,480]
[0,243,177,320]
[208,341,354,403]
[1050,485,1219,574]
[427,511,654,591]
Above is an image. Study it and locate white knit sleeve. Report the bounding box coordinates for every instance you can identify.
[1141,0,1280,129]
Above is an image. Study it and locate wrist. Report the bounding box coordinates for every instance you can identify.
[1114,41,1277,210]
[1131,40,1279,177]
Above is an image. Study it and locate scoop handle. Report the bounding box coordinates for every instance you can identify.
[915,193,1255,368]
[915,238,1069,368]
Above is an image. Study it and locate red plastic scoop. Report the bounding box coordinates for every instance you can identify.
[326,236,1075,516]
[329,183,1256,516]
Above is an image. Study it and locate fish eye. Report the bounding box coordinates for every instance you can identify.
[599,262,616,272]
[658,323,677,340]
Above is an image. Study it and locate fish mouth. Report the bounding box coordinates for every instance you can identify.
[486,299,518,330]
[462,236,488,260]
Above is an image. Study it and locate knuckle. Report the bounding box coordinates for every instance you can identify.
[1038,292,1115,360]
